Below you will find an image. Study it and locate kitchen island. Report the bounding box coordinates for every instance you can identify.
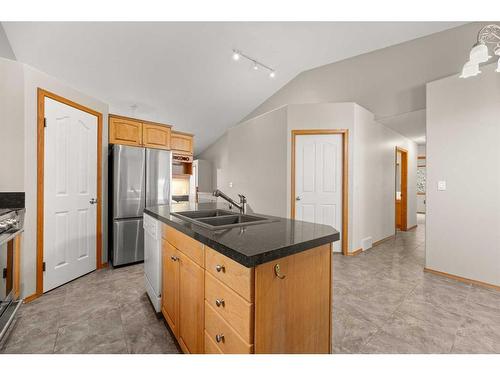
[144,202,339,354]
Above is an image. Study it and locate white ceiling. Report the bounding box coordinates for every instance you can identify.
[378,109,426,144]
[3,22,461,153]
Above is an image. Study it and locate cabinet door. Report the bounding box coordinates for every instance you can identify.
[109,117,143,146]
[143,123,171,150]
[171,133,193,154]
[178,253,205,353]
[162,240,179,337]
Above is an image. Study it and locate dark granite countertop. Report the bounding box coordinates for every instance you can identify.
[144,202,339,268]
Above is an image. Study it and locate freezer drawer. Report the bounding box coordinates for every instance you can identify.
[113,218,144,266]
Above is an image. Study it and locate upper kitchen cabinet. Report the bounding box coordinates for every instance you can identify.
[142,123,171,150]
[109,114,172,149]
[171,131,194,155]
[109,115,143,146]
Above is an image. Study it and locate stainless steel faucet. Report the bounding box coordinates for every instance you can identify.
[212,189,247,214]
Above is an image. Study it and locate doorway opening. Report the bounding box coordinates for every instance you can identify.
[34,88,103,300]
[291,129,349,255]
[395,147,408,231]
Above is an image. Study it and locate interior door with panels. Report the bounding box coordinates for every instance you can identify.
[43,97,98,292]
[295,134,342,252]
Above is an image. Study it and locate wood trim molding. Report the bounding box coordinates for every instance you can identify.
[23,293,40,304]
[373,234,395,248]
[291,129,349,256]
[109,113,172,128]
[424,268,500,292]
[407,224,418,231]
[346,248,362,256]
[37,88,104,296]
[396,147,408,231]
[171,129,195,137]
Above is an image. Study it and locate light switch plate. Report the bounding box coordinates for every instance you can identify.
[229,182,233,188]
[438,181,446,191]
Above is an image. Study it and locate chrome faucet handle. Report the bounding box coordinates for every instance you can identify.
[238,194,247,203]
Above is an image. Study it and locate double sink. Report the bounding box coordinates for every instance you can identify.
[171,209,273,230]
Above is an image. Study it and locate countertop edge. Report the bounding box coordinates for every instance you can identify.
[144,208,339,268]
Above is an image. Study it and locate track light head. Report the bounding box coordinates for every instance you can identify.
[253,62,259,71]
[232,50,240,61]
[269,71,276,78]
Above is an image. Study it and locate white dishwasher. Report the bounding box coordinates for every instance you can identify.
[143,213,162,312]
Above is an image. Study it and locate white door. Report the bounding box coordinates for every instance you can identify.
[295,134,343,252]
[44,97,98,292]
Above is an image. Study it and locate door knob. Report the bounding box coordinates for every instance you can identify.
[295,196,301,201]
[215,299,225,307]
[89,198,98,204]
[170,256,179,262]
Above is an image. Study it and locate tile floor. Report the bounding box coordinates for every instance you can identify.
[333,214,500,353]
[0,263,180,354]
[2,214,500,354]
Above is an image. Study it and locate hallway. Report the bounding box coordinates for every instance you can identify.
[333,214,500,353]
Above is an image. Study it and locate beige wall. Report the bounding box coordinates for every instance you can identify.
[426,63,500,286]
[0,59,110,297]
[0,58,24,191]
[200,102,418,253]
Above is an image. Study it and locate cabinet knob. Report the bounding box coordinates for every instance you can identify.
[215,264,225,273]
[170,256,179,262]
[215,299,225,307]
[215,334,224,343]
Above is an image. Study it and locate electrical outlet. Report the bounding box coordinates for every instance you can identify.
[438,181,446,191]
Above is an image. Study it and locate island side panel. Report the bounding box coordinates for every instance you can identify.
[254,244,332,354]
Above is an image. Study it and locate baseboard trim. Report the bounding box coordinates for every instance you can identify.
[346,248,362,256]
[407,224,418,231]
[23,292,41,304]
[424,267,500,291]
[373,234,395,248]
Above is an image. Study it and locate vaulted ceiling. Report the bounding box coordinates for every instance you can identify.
[3,22,464,152]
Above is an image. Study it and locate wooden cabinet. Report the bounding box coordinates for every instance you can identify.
[171,131,194,154]
[161,225,332,354]
[162,240,179,337]
[162,226,205,354]
[109,114,172,149]
[109,116,143,146]
[142,123,171,150]
[254,245,331,354]
[178,253,205,353]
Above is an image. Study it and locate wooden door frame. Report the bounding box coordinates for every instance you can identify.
[291,129,349,256]
[35,88,104,297]
[395,146,408,231]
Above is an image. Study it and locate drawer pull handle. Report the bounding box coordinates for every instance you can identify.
[215,264,225,273]
[170,256,179,262]
[215,299,225,307]
[215,334,225,343]
[274,263,286,279]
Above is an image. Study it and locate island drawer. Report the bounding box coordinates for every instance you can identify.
[205,272,254,343]
[163,225,204,267]
[205,247,254,302]
[204,301,253,354]
[204,331,223,354]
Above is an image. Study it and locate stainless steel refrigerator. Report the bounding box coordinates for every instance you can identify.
[109,145,171,266]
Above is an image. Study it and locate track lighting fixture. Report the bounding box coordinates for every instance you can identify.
[460,24,500,78]
[231,49,276,79]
